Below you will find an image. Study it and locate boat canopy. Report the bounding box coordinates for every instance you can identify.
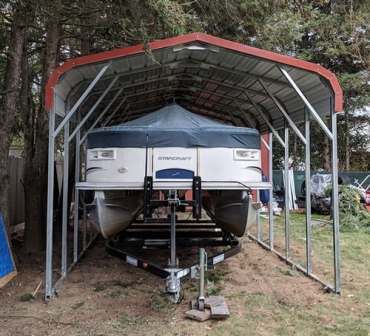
[87,104,260,149]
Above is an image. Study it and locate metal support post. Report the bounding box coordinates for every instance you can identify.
[198,248,206,311]
[83,198,87,250]
[170,202,177,268]
[61,121,70,277]
[256,189,261,241]
[45,99,56,300]
[284,127,290,259]
[268,132,274,249]
[305,111,312,274]
[166,195,181,303]
[74,129,81,262]
[331,111,341,293]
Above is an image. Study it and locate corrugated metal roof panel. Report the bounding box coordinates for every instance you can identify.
[46,34,342,135]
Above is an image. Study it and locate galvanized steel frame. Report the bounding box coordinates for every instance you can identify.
[45,67,114,299]
[44,47,341,300]
[247,69,341,294]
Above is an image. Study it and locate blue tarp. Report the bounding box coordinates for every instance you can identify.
[87,104,260,149]
[0,213,15,279]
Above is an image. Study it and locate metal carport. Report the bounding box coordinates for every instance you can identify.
[44,32,342,299]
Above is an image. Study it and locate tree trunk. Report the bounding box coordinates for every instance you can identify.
[23,6,61,253]
[0,4,27,231]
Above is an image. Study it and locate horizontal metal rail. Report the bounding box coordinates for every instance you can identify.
[247,233,337,293]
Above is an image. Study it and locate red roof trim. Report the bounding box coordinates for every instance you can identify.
[45,32,343,112]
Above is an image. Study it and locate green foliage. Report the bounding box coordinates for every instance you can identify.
[254,1,369,71]
[337,185,370,231]
[150,292,174,311]
[19,292,35,302]
[256,1,370,171]
[256,9,306,54]
[339,72,370,111]
[145,0,197,36]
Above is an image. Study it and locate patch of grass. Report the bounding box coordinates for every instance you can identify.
[150,292,174,312]
[207,268,229,284]
[183,279,198,293]
[19,293,34,302]
[232,292,363,336]
[107,289,127,299]
[239,213,370,336]
[207,283,222,296]
[93,279,134,292]
[276,266,300,277]
[206,268,228,296]
[113,313,151,330]
[225,290,248,300]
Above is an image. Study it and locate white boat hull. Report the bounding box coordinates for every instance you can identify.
[85,147,264,238]
[90,191,143,238]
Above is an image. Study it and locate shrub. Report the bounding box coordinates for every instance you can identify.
[337,185,370,231]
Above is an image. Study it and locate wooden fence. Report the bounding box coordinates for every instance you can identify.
[8,156,25,227]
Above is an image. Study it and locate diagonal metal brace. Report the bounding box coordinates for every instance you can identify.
[68,76,119,142]
[106,102,130,126]
[259,79,307,145]
[79,87,125,144]
[279,67,333,141]
[53,62,111,137]
[102,98,129,127]
[244,93,286,148]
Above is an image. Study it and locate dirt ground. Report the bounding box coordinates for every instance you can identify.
[0,231,369,336]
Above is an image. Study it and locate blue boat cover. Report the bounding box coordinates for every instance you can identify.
[87,104,260,149]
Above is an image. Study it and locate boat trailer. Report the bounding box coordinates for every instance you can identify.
[106,176,241,302]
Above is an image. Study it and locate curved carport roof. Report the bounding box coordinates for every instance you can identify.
[46,33,343,138]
